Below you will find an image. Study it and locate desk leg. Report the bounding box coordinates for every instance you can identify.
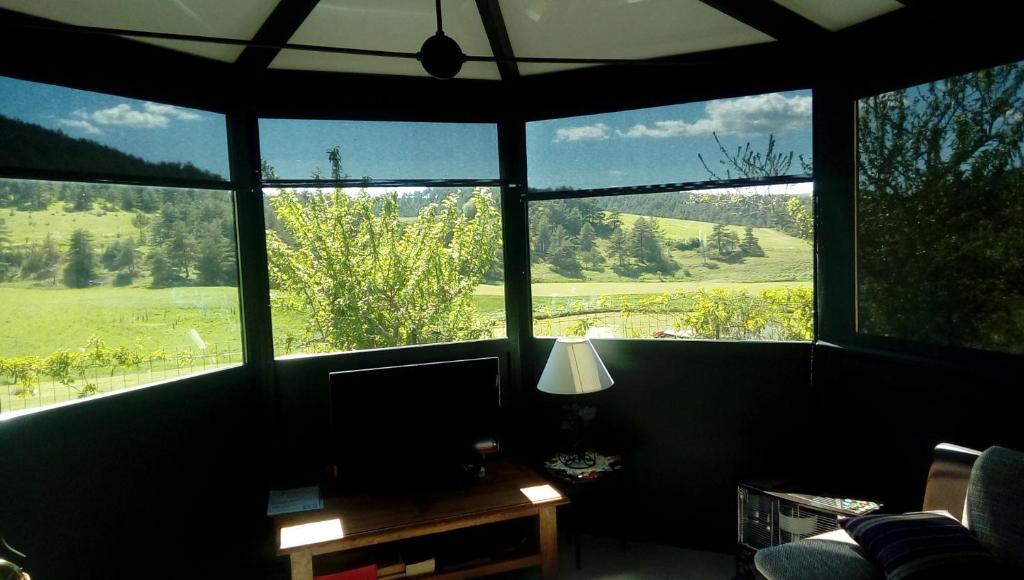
[290,549,313,580]
[539,506,559,579]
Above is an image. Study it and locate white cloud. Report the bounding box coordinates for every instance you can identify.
[618,93,811,139]
[143,102,201,121]
[608,169,625,176]
[82,104,169,128]
[553,123,610,143]
[59,101,202,131]
[58,118,101,135]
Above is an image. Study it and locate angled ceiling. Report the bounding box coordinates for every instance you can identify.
[0,0,906,79]
[0,0,281,62]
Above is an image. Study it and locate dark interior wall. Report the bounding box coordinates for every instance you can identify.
[0,367,272,579]
[522,339,813,552]
[810,343,1024,516]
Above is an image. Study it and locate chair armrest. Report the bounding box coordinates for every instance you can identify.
[921,443,982,520]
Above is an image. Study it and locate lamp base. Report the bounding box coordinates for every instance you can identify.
[558,450,596,469]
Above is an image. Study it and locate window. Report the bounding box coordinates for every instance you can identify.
[857,61,1024,355]
[526,91,814,340]
[0,77,241,416]
[259,119,504,356]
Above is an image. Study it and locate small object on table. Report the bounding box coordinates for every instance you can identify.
[545,451,621,482]
[267,485,324,516]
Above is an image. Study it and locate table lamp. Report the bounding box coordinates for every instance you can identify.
[537,338,614,468]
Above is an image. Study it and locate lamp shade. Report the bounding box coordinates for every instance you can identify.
[537,338,614,395]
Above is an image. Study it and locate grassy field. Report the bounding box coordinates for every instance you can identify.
[0,286,246,356]
[2,205,138,245]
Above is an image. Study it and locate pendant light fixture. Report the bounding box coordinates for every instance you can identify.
[418,0,466,79]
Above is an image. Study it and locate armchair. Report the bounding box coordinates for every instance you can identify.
[754,443,1024,579]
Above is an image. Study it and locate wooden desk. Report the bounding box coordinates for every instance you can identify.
[275,459,569,580]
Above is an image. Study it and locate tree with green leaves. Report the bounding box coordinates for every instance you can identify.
[0,217,14,281]
[20,232,61,282]
[740,226,764,257]
[63,228,96,288]
[785,197,812,240]
[547,227,582,277]
[579,222,597,252]
[707,223,740,258]
[166,221,197,279]
[858,61,1024,352]
[607,226,629,267]
[629,217,656,263]
[197,226,235,286]
[148,248,177,288]
[266,187,501,352]
[696,131,814,237]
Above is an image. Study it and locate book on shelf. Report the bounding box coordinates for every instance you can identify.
[405,557,436,577]
[314,563,376,580]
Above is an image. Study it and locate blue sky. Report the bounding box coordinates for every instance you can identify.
[258,119,500,180]
[0,75,229,178]
[1,74,811,191]
[527,90,813,190]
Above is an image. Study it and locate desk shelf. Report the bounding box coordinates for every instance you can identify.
[276,459,567,580]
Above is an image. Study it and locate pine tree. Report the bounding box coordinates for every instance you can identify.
[740,226,765,256]
[547,232,582,277]
[629,217,653,263]
[0,217,13,281]
[607,227,629,266]
[63,228,97,288]
[708,223,740,258]
[579,222,596,252]
[167,221,197,279]
[149,248,177,288]
[197,226,234,286]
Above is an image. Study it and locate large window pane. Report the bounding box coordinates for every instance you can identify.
[264,186,506,356]
[258,119,499,181]
[857,61,1024,354]
[529,184,813,340]
[0,75,229,181]
[0,179,243,415]
[526,90,812,191]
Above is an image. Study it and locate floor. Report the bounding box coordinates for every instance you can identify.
[495,534,735,580]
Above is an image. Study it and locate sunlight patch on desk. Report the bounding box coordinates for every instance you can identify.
[280,518,344,549]
[520,484,562,503]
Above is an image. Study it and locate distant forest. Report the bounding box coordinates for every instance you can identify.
[0,114,223,181]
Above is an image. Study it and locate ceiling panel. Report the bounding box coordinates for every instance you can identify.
[270,0,500,80]
[772,0,903,31]
[498,0,775,76]
[0,0,280,62]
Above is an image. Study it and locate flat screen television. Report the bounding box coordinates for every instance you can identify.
[329,357,501,492]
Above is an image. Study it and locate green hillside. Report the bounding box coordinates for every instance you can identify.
[0,113,223,180]
[530,212,812,284]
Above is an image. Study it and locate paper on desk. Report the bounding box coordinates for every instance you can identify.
[267,485,323,516]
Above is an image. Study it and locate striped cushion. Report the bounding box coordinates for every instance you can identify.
[840,512,1016,579]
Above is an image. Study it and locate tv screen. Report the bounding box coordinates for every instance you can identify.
[329,357,501,491]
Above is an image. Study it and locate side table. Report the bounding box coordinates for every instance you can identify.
[544,451,623,571]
